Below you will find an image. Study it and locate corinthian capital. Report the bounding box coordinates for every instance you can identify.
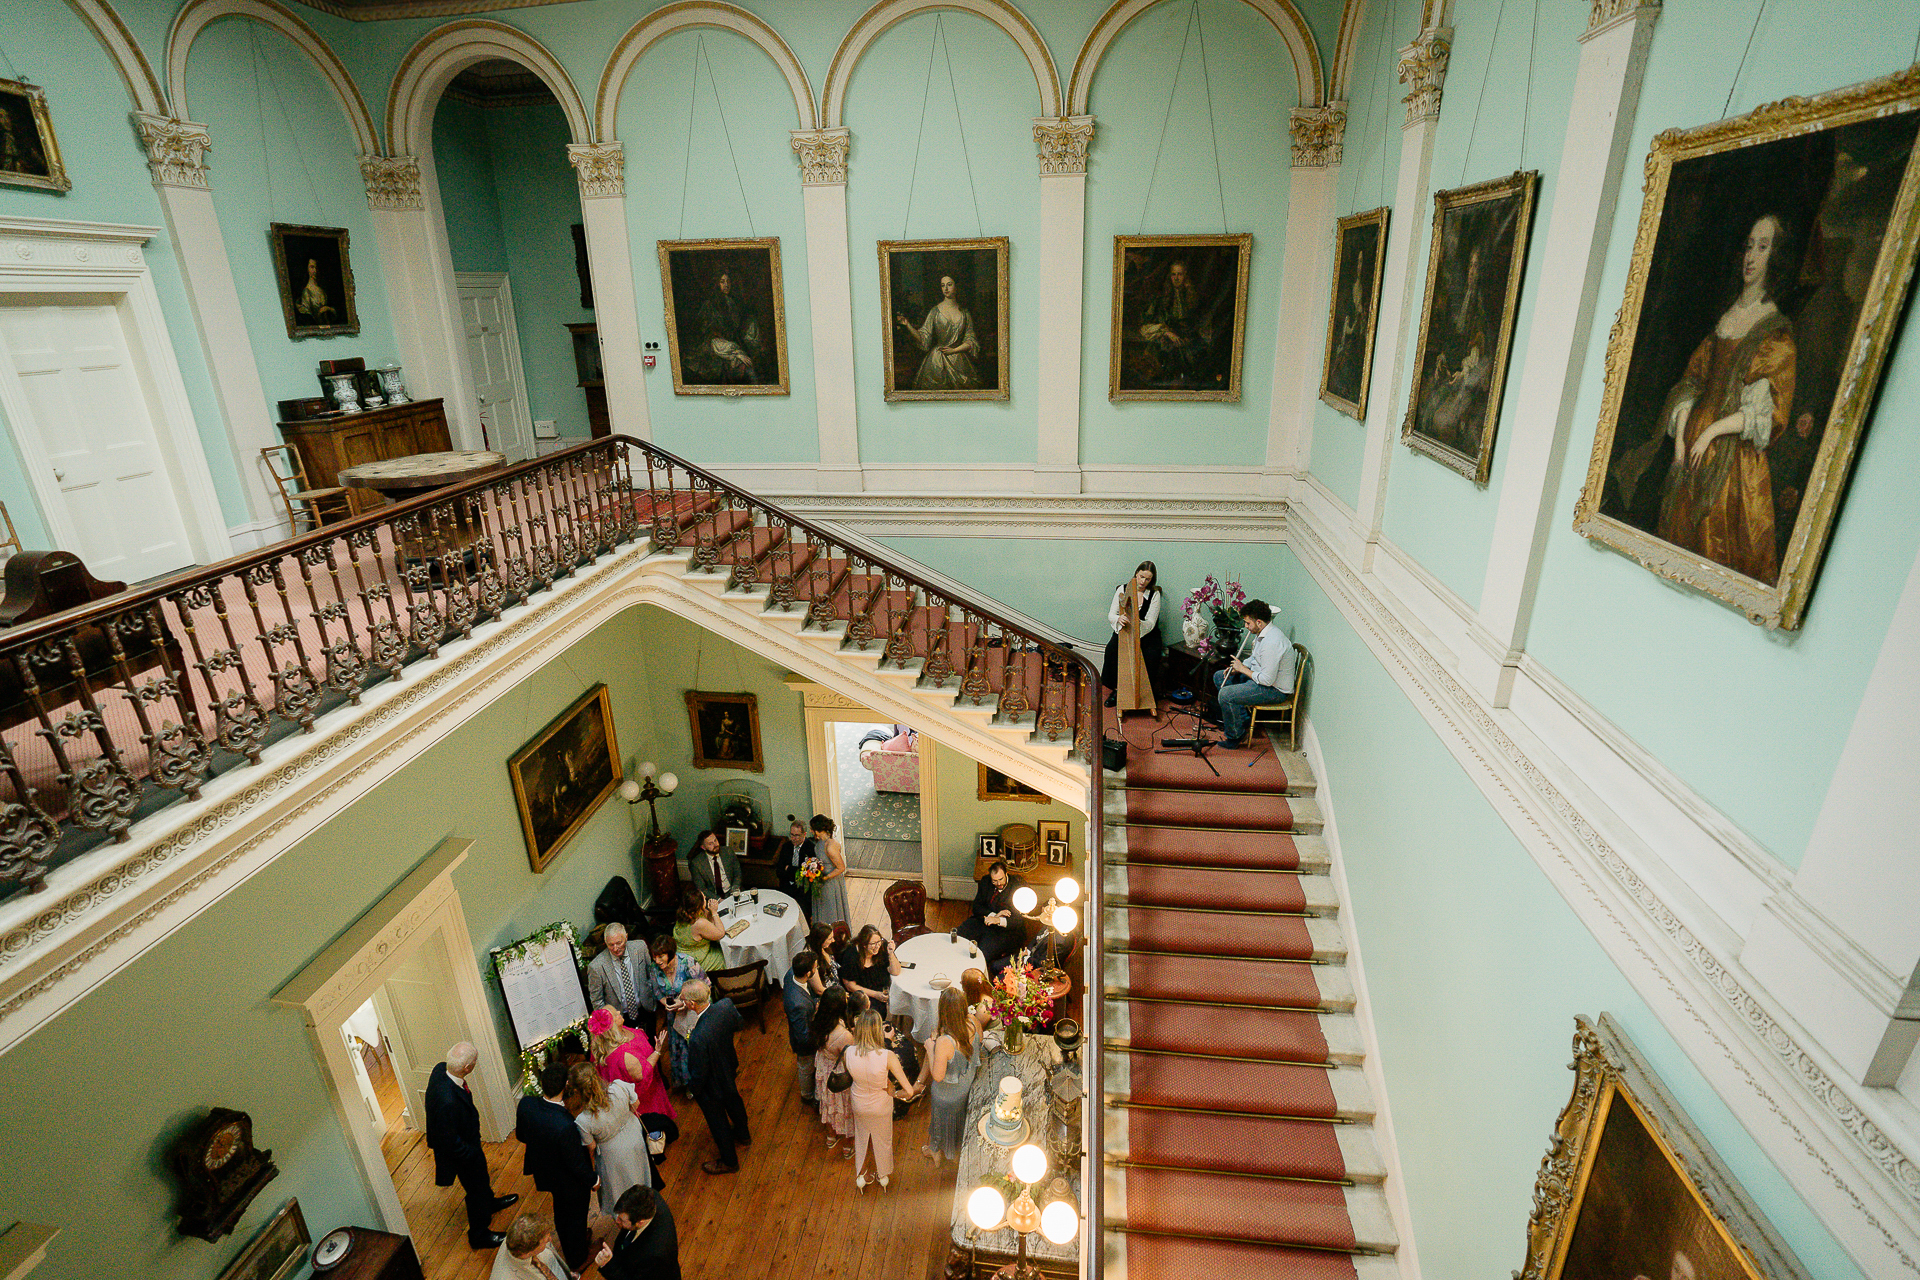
[1397,28,1452,126]
[131,113,212,190]
[1033,116,1095,176]
[1289,103,1347,167]
[360,155,423,211]
[568,142,626,199]
[790,129,851,186]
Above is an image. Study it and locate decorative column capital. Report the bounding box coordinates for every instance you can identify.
[131,112,212,190]
[1397,28,1452,126]
[790,129,851,186]
[1584,0,1660,40]
[567,142,626,199]
[361,154,423,211]
[1033,116,1095,176]
[1289,102,1348,167]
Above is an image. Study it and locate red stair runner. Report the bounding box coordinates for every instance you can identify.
[1125,787,1296,830]
[1122,822,1304,870]
[1120,952,1323,1008]
[1119,905,1316,960]
[1124,864,1308,913]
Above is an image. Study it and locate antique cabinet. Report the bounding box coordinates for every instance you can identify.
[566,323,610,439]
[278,399,452,512]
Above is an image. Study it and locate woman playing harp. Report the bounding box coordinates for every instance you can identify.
[1100,561,1161,713]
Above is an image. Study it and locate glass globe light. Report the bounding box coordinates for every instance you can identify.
[1051,904,1078,936]
[616,779,641,803]
[658,772,679,793]
[966,1186,1006,1230]
[639,761,657,778]
[1040,1200,1079,1244]
[1011,885,1038,915]
[1010,1143,1048,1186]
[1054,876,1080,904]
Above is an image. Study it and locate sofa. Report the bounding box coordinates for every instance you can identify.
[859,730,920,793]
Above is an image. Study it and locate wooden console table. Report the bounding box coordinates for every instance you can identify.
[278,399,452,513]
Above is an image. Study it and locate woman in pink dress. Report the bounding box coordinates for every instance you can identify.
[811,989,856,1153]
[846,1009,917,1191]
[588,1007,673,1119]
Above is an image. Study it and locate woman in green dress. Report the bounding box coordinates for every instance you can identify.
[671,886,727,973]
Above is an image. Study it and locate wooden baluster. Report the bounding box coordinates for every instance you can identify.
[107,605,210,801]
[0,728,58,892]
[345,528,408,680]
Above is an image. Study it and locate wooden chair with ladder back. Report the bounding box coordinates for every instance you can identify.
[260,446,353,535]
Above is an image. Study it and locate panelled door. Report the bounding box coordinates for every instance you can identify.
[374,932,467,1132]
[455,275,532,462]
[0,296,196,581]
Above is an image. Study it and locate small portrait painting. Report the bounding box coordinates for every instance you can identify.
[978,764,1049,803]
[269,224,359,340]
[725,826,749,856]
[0,79,67,193]
[1402,171,1539,484]
[508,684,622,873]
[658,238,789,395]
[685,690,764,771]
[878,237,1009,401]
[1110,233,1253,401]
[1320,207,1389,419]
[1575,69,1920,629]
[217,1198,310,1280]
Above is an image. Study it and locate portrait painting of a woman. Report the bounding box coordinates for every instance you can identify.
[879,237,1008,401]
[897,274,982,391]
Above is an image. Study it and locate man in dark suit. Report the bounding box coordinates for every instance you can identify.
[425,1042,517,1249]
[514,1063,595,1273]
[686,829,743,901]
[592,1185,681,1280]
[680,979,750,1174]
[771,818,817,919]
[956,859,1029,973]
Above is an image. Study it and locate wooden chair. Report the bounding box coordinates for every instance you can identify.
[1246,643,1312,752]
[706,959,771,1031]
[883,878,928,945]
[0,501,20,563]
[260,445,352,535]
[829,921,852,954]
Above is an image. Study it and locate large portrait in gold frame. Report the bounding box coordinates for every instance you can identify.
[1109,233,1252,401]
[1401,171,1539,484]
[0,78,69,193]
[878,237,1009,401]
[1573,67,1920,630]
[657,237,789,396]
[1320,207,1389,419]
[1518,1015,1814,1280]
[507,684,622,872]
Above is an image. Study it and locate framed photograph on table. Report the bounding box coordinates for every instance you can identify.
[657,237,788,395]
[1037,819,1068,848]
[878,236,1009,400]
[976,834,1000,862]
[1110,233,1253,401]
[508,684,621,872]
[1045,840,1068,866]
[725,826,749,856]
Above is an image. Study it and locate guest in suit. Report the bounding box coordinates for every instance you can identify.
[489,1213,567,1280]
[686,829,743,901]
[514,1063,595,1272]
[425,1042,517,1250]
[955,860,1028,973]
[593,1185,681,1280]
[586,923,654,1026]
[772,817,817,919]
[680,978,751,1174]
[783,951,821,1106]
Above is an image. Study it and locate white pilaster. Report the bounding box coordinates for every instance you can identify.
[1034,116,1094,495]
[1465,3,1661,704]
[1264,104,1345,494]
[791,129,861,491]
[568,143,651,440]
[132,112,281,530]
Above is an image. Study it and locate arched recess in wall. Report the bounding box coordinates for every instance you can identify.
[65,0,168,114]
[821,0,1060,130]
[386,20,593,156]
[167,0,379,154]
[1328,0,1440,100]
[1068,0,1325,114]
[594,1,815,142]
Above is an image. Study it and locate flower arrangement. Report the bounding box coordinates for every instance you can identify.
[1181,574,1248,657]
[517,1015,588,1095]
[994,962,1057,1034]
[795,856,828,892]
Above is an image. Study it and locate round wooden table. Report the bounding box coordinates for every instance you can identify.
[337,450,506,501]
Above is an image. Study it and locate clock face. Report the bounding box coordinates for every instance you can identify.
[204,1121,244,1171]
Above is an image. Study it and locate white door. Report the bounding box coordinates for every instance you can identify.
[375,933,467,1133]
[0,296,196,581]
[456,275,532,462]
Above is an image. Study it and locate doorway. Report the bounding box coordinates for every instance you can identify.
[828,720,923,878]
[455,273,534,461]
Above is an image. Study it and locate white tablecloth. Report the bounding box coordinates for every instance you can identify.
[715,890,807,984]
[888,933,985,1041]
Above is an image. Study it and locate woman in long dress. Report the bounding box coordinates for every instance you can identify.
[589,1007,673,1119]
[1100,560,1161,710]
[918,988,980,1165]
[845,1009,917,1190]
[566,1062,652,1212]
[812,988,857,1152]
[1655,213,1798,585]
[895,275,981,391]
[643,935,705,1089]
[809,814,849,928]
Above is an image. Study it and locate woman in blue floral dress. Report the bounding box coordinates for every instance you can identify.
[644,934,706,1089]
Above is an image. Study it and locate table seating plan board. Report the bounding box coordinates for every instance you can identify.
[492,929,590,1050]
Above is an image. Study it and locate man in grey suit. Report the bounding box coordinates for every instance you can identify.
[686,830,743,902]
[586,923,654,1025]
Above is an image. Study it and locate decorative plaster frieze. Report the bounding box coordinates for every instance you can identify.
[1587,0,1661,38]
[1397,28,1452,126]
[131,113,211,190]
[0,217,152,272]
[360,154,423,211]
[1033,116,1094,176]
[789,129,850,186]
[1289,103,1348,167]
[566,142,625,199]
[774,491,1290,544]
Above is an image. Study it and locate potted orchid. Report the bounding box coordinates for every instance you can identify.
[1181,574,1248,657]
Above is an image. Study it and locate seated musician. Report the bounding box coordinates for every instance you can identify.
[1210,600,1296,744]
[955,860,1028,973]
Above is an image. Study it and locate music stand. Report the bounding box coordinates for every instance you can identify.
[1154,694,1222,777]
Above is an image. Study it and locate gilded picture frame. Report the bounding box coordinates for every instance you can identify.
[1572,66,1920,630]
[977,763,1049,803]
[507,684,622,872]
[269,224,359,340]
[0,78,69,193]
[657,237,789,396]
[878,236,1010,401]
[1402,171,1539,484]
[1109,233,1253,401]
[217,1199,310,1280]
[1320,207,1389,419]
[685,690,764,771]
[1518,1015,1814,1280]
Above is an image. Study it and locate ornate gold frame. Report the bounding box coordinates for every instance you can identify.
[877,236,1010,402]
[1572,67,1920,630]
[978,763,1049,803]
[0,79,69,193]
[656,237,790,397]
[1401,171,1538,484]
[269,223,360,341]
[1518,1016,1813,1280]
[507,683,622,872]
[1319,206,1389,420]
[1109,232,1253,402]
[685,689,764,771]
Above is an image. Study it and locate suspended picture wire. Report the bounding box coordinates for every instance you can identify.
[250,25,325,219]
[677,34,757,239]
[1459,0,1512,184]
[1520,0,1539,170]
[1139,0,1230,234]
[901,13,985,239]
[1722,0,1769,120]
[0,38,27,82]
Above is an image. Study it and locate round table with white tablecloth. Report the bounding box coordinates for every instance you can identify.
[888,933,986,1041]
[714,889,807,984]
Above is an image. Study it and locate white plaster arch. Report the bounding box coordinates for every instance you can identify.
[65,0,167,115]
[168,0,380,155]
[387,19,593,154]
[1068,0,1325,116]
[821,0,1061,131]
[595,1,816,141]
[1328,0,1439,101]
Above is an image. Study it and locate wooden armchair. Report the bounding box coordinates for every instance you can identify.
[707,959,771,1031]
[1246,644,1312,752]
[883,878,930,945]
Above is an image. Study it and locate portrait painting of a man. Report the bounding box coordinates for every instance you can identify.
[1110,233,1253,401]
[879,237,1009,401]
[0,79,66,193]
[269,224,359,340]
[685,691,764,771]
[658,238,789,395]
[1321,207,1389,418]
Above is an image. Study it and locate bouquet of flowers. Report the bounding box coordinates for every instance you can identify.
[994,962,1057,1034]
[1182,574,1248,657]
[795,856,828,892]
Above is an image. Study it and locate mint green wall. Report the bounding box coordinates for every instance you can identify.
[928,738,1083,883]
[432,99,508,273]
[844,12,1042,467]
[186,19,404,412]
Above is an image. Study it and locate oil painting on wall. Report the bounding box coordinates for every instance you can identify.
[1573,68,1920,630]
[1110,233,1252,401]
[685,690,764,771]
[1321,207,1389,418]
[658,238,788,395]
[0,78,67,193]
[508,684,621,873]
[878,237,1009,401]
[270,224,359,340]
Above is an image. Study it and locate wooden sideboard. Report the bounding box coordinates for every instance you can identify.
[279,399,452,512]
